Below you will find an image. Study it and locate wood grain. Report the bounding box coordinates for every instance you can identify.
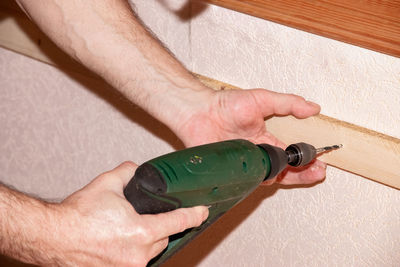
[1,5,399,189]
[201,0,400,57]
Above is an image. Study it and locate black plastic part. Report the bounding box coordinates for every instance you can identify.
[257,144,288,180]
[285,143,316,167]
[123,163,179,214]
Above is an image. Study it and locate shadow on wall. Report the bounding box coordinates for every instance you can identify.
[164,185,278,267]
[0,0,21,18]
[0,255,36,267]
[156,0,209,21]
[164,182,321,267]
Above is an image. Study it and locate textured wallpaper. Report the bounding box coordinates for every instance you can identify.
[189,4,400,139]
[186,3,400,267]
[0,0,399,266]
[0,47,182,200]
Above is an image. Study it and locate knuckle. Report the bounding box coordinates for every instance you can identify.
[121,161,138,170]
[87,173,111,190]
[135,225,156,244]
[96,173,112,184]
[292,94,305,102]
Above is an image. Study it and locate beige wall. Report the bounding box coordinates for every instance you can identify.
[0,0,399,266]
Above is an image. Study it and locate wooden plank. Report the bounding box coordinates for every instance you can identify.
[201,0,400,58]
[1,4,399,189]
[267,115,400,189]
[196,75,400,190]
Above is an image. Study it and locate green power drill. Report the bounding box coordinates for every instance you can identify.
[123,139,342,265]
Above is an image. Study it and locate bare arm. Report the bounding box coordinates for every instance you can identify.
[0,184,58,264]
[0,163,208,266]
[16,0,213,135]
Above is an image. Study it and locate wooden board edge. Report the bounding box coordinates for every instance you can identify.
[201,0,400,58]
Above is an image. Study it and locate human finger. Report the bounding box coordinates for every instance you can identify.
[109,161,138,187]
[81,161,137,195]
[143,206,209,239]
[277,160,327,185]
[250,89,320,119]
[90,161,137,195]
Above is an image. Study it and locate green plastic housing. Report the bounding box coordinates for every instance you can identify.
[142,139,271,265]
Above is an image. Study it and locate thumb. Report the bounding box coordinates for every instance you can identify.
[143,206,209,239]
[89,161,137,194]
[251,89,321,118]
[108,161,138,188]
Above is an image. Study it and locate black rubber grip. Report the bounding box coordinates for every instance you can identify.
[123,163,180,214]
[257,144,288,179]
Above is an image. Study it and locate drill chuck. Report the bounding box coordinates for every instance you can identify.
[285,142,317,167]
[259,142,342,176]
[257,142,318,179]
[285,142,343,167]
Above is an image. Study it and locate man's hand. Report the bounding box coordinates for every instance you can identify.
[0,162,208,267]
[53,162,208,266]
[176,89,327,185]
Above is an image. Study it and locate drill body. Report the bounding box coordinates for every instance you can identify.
[123,139,340,265]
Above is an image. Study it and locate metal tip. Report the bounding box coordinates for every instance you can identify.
[315,144,343,154]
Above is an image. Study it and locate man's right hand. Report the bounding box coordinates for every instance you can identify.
[0,162,208,267]
[50,161,208,267]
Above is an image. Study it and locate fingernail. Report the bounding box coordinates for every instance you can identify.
[195,206,209,219]
[311,162,326,172]
[203,207,210,220]
[311,166,318,172]
[317,161,327,169]
[306,101,320,109]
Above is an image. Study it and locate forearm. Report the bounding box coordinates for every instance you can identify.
[0,185,59,265]
[16,0,214,133]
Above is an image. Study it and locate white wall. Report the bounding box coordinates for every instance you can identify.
[0,0,399,266]
[183,3,400,266]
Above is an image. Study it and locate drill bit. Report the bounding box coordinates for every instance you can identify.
[285,143,343,167]
[315,144,343,154]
